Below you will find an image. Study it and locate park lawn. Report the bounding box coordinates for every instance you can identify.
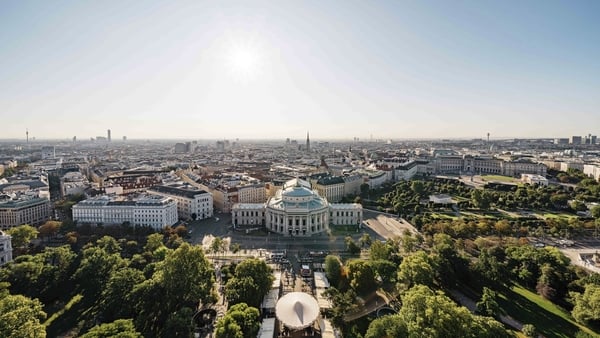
[481,175,520,183]
[540,212,579,221]
[430,212,459,220]
[329,224,360,236]
[497,285,598,338]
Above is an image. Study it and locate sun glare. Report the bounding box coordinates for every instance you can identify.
[225,42,263,83]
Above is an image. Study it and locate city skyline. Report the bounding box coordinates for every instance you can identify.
[1,1,599,140]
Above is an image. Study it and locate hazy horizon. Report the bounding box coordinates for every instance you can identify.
[1,1,599,140]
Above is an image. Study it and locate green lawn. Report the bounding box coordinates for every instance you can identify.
[497,285,598,338]
[481,175,520,183]
[540,212,579,221]
[329,224,361,236]
[430,212,459,220]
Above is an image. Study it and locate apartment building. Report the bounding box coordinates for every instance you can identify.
[0,197,51,230]
[148,185,213,220]
[314,176,345,202]
[73,195,178,230]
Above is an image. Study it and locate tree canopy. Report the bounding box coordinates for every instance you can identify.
[0,293,47,338]
[225,259,273,308]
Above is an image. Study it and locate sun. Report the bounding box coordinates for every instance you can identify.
[225,42,263,84]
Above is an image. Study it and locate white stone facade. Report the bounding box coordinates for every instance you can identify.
[232,179,362,237]
[0,230,12,266]
[73,195,178,230]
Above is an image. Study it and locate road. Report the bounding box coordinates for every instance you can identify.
[186,210,418,253]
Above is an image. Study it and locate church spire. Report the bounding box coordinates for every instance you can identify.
[306,131,310,152]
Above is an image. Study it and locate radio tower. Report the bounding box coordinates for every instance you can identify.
[26,129,29,144]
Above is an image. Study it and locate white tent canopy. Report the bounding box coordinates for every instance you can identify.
[275,292,320,330]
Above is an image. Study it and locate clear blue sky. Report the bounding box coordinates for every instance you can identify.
[1,0,599,140]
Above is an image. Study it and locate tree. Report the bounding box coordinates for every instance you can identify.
[0,294,47,338]
[344,236,360,255]
[572,284,600,324]
[225,259,273,308]
[476,287,501,318]
[214,316,243,338]
[80,319,142,338]
[397,251,435,289]
[144,233,165,253]
[346,260,376,295]
[471,189,492,209]
[398,284,511,337]
[7,224,39,251]
[324,255,342,288]
[400,232,419,253]
[592,205,600,219]
[100,268,145,321]
[364,314,408,338]
[38,221,61,240]
[359,233,372,248]
[214,303,260,338]
[369,240,389,260]
[210,237,225,256]
[411,180,425,197]
[74,245,125,298]
[399,285,472,338]
[96,236,122,254]
[163,307,194,338]
[522,324,537,338]
[323,288,358,328]
[160,243,215,309]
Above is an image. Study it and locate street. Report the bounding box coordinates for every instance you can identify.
[186,210,417,255]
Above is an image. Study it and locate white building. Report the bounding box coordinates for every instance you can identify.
[148,185,213,220]
[394,161,419,181]
[60,171,89,197]
[584,164,600,182]
[0,230,13,266]
[73,195,178,230]
[232,178,362,237]
[521,174,549,186]
[429,194,455,204]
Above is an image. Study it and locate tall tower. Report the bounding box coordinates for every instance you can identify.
[487,132,490,144]
[306,131,310,152]
[107,129,111,142]
[26,129,29,143]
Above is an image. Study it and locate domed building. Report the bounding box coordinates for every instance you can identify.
[232,178,362,237]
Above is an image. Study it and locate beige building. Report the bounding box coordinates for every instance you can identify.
[314,177,345,203]
[238,184,267,204]
[343,175,363,195]
[0,197,50,230]
[148,185,213,220]
[434,155,547,177]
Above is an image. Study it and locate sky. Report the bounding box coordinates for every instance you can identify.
[1,0,599,141]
